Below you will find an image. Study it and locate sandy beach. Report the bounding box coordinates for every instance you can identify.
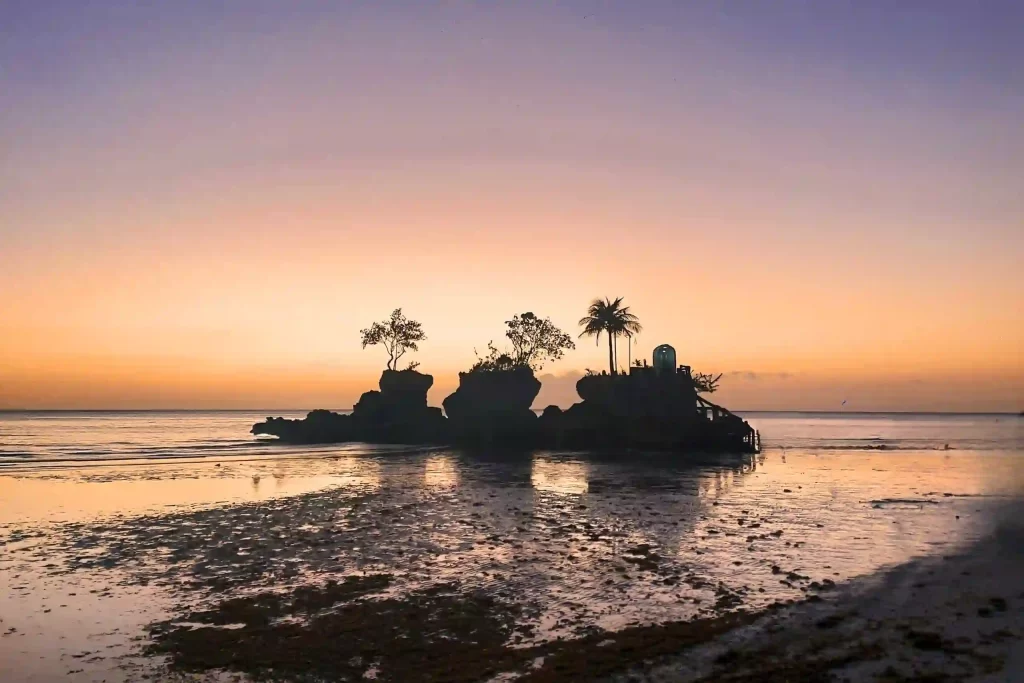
[6,496,1022,682]
[607,505,1024,682]
[2,412,1022,681]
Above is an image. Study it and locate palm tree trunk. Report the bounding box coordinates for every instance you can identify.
[608,332,615,375]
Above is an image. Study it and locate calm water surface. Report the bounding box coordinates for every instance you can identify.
[0,411,1021,681]
[2,410,1020,466]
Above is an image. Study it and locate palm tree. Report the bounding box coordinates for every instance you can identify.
[578,297,642,375]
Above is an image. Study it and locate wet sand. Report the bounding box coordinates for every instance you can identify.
[2,447,1022,681]
[606,510,1024,682]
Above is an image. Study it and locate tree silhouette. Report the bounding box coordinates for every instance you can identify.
[470,313,574,372]
[505,312,575,370]
[578,297,642,375]
[359,308,426,371]
[469,342,518,373]
[692,372,723,393]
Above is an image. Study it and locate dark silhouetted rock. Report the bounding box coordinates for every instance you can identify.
[351,370,446,443]
[540,405,563,420]
[378,369,433,409]
[254,364,757,453]
[575,371,698,419]
[540,368,757,452]
[252,371,446,444]
[442,366,541,445]
[252,410,355,444]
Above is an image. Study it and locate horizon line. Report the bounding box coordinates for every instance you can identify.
[0,408,1019,416]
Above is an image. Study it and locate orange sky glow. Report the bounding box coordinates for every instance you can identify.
[1,3,1021,411]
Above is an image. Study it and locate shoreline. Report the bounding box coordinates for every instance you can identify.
[607,508,1024,682]
[2,409,1021,416]
[2,440,1022,681]
[126,509,1024,681]
[0,442,448,473]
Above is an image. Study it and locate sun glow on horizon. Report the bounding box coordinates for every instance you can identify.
[1,2,1021,411]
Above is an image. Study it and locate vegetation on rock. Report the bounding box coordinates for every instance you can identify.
[505,312,575,370]
[470,311,574,372]
[360,308,426,371]
[692,371,723,394]
[578,297,642,375]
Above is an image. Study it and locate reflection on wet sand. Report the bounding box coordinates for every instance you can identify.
[0,455,389,524]
[531,456,589,495]
[2,446,1021,681]
[0,473,347,524]
[423,454,460,488]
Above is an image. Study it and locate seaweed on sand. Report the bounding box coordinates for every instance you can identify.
[175,574,395,628]
[147,579,766,682]
[148,580,528,682]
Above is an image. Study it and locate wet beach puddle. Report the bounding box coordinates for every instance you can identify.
[1,448,1019,681]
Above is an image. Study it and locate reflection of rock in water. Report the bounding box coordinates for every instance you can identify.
[531,457,589,495]
[700,466,743,499]
[329,456,383,490]
[448,449,534,488]
[15,441,1018,682]
[423,454,459,488]
[23,449,774,680]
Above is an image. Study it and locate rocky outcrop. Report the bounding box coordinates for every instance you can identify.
[539,370,755,451]
[253,366,756,453]
[442,366,541,445]
[352,369,446,443]
[252,370,446,444]
[253,409,355,444]
[575,371,698,419]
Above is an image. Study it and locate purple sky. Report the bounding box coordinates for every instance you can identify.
[1,1,1021,410]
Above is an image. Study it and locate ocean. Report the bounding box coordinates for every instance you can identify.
[1,411,1022,681]
[2,410,1021,467]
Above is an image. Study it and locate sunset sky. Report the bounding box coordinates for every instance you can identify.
[2,1,1021,411]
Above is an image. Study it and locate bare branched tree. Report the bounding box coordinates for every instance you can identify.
[359,308,426,371]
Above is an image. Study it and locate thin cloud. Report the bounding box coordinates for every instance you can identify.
[722,371,794,381]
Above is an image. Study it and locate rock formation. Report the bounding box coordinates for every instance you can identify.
[538,368,756,451]
[352,369,446,443]
[252,370,445,444]
[442,365,541,445]
[253,364,757,453]
[253,409,354,444]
